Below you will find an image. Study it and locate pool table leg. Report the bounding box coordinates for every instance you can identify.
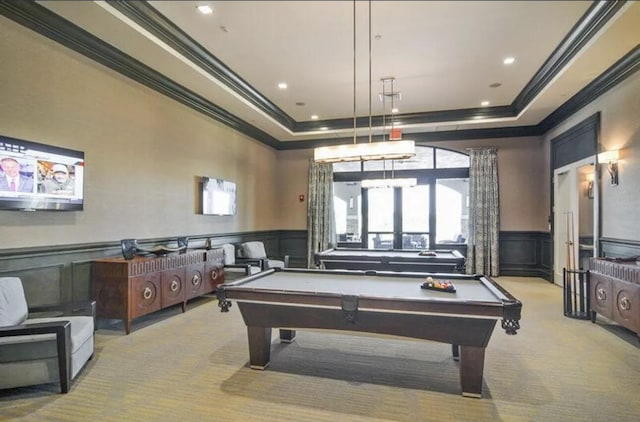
[459,345,485,398]
[279,329,296,343]
[247,326,272,370]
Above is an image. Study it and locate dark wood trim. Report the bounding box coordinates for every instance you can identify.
[600,237,640,259]
[513,1,627,113]
[1,1,636,147]
[540,45,640,133]
[108,1,295,131]
[550,113,599,170]
[0,0,281,149]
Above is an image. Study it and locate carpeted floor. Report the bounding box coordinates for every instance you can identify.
[1,276,639,421]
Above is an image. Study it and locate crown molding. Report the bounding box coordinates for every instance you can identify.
[1,0,636,148]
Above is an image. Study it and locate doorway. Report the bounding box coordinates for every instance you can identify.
[553,157,596,286]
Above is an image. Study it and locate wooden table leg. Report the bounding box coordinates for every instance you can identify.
[459,345,485,398]
[247,326,272,370]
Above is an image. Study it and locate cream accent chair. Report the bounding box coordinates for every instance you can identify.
[237,241,289,270]
[0,277,95,393]
[219,244,261,280]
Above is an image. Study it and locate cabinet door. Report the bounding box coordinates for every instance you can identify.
[205,261,225,293]
[130,273,162,319]
[94,275,127,319]
[186,263,206,300]
[612,280,640,334]
[590,273,612,319]
[161,267,187,308]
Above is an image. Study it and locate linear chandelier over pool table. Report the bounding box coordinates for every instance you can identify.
[314,140,416,163]
[361,177,417,189]
[313,1,415,164]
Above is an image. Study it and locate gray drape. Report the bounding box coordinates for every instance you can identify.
[466,148,500,276]
[307,160,335,268]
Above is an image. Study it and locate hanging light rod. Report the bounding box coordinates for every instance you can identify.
[313,0,415,164]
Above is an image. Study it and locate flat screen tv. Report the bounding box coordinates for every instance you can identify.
[0,134,85,211]
[200,176,236,216]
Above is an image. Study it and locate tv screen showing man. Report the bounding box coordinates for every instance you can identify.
[40,163,74,195]
[0,156,35,193]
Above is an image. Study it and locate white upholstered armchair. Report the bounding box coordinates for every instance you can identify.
[0,277,95,393]
[237,241,289,270]
[219,243,261,280]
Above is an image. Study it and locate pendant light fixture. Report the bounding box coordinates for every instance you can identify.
[361,77,417,189]
[314,1,416,163]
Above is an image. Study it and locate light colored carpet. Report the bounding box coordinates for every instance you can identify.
[1,277,639,421]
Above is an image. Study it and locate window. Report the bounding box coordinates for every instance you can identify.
[333,181,362,244]
[435,179,469,244]
[332,146,469,250]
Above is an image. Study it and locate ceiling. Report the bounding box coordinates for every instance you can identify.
[5,1,640,148]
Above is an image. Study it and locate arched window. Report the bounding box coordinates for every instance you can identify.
[333,146,469,250]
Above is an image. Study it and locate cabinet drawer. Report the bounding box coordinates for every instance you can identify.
[590,273,613,319]
[186,263,206,300]
[204,262,224,292]
[612,280,640,333]
[161,267,187,308]
[130,273,161,319]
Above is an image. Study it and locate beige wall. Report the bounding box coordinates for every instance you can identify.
[4,14,636,251]
[276,136,550,232]
[543,71,640,240]
[1,17,281,249]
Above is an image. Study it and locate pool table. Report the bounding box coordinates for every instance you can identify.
[217,268,521,398]
[315,247,466,273]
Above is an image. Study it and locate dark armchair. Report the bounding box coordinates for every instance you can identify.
[0,277,95,393]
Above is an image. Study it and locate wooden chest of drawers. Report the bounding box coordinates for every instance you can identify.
[93,249,224,334]
[589,258,640,339]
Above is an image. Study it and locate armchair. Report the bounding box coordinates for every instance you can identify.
[219,244,261,281]
[0,277,95,393]
[237,241,289,270]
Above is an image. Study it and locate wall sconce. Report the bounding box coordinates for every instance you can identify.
[598,150,619,186]
[585,173,594,199]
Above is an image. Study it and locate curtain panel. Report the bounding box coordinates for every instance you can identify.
[466,148,500,276]
[307,160,335,268]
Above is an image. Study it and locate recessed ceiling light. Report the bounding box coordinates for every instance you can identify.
[197,5,213,15]
[391,108,399,114]
[481,101,490,107]
[278,82,288,89]
[311,115,319,120]
[503,57,515,65]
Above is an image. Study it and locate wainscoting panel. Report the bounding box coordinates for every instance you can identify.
[279,230,308,268]
[600,237,640,259]
[71,260,94,302]
[0,264,64,306]
[499,231,552,280]
[1,230,556,305]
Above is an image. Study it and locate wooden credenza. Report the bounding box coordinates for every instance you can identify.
[589,258,640,339]
[92,249,224,334]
